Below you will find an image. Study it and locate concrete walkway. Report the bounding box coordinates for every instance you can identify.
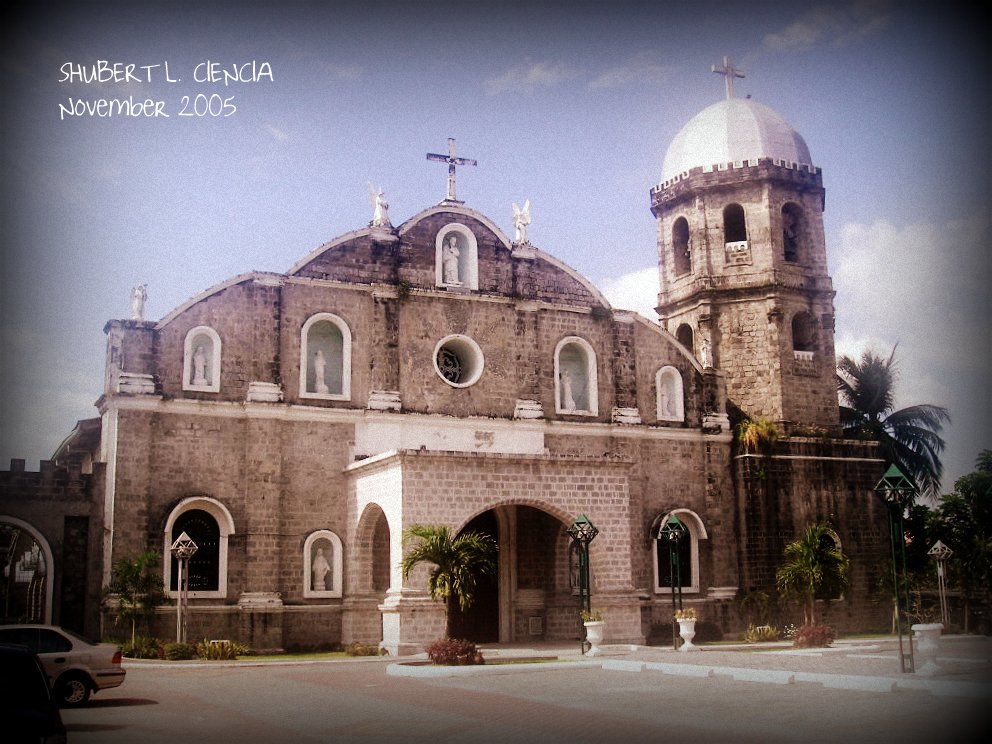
[386,634,992,699]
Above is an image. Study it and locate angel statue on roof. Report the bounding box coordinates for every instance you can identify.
[512,200,531,244]
[368,182,392,228]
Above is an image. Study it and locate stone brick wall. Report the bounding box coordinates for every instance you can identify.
[734,437,889,633]
[0,459,104,639]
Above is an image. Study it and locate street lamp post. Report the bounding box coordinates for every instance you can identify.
[567,514,599,654]
[873,464,916,673]
[928,540,953,626]
[659,514,687,650]
[170,531,198,644]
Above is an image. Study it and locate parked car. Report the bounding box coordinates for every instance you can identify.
[0,642,68,743]
[0,624,126,707]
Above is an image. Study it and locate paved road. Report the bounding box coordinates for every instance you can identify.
[60,640,989,744]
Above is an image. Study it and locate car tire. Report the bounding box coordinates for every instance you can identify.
[55,674,91,707]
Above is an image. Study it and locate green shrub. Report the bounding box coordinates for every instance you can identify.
[744,624,781,643]
[792,624,835,648]
[163,642,197,660]
[345,642,386,657]
[425,638,484,666]
[196,638,250,660]
[121,635,163,659]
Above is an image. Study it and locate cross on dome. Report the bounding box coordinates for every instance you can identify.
[711,56,745,99]
[426,138,477,203]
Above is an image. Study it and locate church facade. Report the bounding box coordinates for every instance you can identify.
[2,76,891,651]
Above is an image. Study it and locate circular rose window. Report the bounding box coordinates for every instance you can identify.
[433,335,484,388]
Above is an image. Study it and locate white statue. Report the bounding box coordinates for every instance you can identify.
[512,200,531,244]
[442,234,460,284]
[561,370,576,410]
[368,182,391,228]
[312,547,331,591]
[191,345,208,386]
[313,350,329,394]
[130,284,147,321]
[700,340,712,369]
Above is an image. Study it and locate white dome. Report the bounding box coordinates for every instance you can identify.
[661,98,812,182]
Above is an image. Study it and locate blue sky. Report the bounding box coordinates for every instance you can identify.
[1,0,988,494]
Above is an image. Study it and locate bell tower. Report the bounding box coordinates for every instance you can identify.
[651,60,839,431]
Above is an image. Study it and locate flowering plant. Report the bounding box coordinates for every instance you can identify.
[580,609,603,623]
[674,608,697,621]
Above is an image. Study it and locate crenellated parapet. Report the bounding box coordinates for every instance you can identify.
[651,158,824,214]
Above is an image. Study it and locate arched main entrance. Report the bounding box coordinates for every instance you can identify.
[451,505,573,644]
[1,517,54,624]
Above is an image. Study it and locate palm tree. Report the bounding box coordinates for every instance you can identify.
[400,524,498,638]
[776,522,849,626]
[837,347,950,500]
[104,551,166,647]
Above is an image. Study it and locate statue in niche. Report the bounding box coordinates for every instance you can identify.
[561,369,577,410]
[311,546,331,591]
[313,350,329,394]
[660,384,675,418]
[442,234,461,284]
[368,182,392,228]
[191,345,209,386]
[130,284,147,321]
[512,200,531,244]
[700,340,713,369]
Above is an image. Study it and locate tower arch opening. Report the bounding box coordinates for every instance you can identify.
[672,217,691,276]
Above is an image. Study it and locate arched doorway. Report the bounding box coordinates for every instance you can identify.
[1,518,53,624]
[450,505,572,644]
[449,511,499,642]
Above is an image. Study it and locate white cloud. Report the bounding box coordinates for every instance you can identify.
[763,0,893,50]
[484,61,569,95]
[266,125,290,141]
[588,51,674,90]
[833,210,991,489]
[600,266,659,320]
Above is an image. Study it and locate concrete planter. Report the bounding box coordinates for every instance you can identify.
[678,618,699,652]
[583,621,605,656]
[911,622,943,676]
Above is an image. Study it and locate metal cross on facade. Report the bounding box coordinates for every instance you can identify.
[426,138,477,203]
[711,56,745,99]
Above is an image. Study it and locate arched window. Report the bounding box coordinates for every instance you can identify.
[656,366,685,422]
[555,337,598,415]
[791,311,815,352]
[723,203,747,244]
[303,530,343,598]
[653,509,707,594]
[435,223,479,290]
[675,324,694,355]
[672,217,691,276]
[183,326,222,393]
[300,313,352,400]
[163,497,235,599]
[782,203,803,263]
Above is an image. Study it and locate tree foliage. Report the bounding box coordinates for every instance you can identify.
[837,346,949,500]
[776,522,849,626]
[928,450,992,609]
[400,524,498,638]
[104,550,166,646]
[736,418,780,455]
